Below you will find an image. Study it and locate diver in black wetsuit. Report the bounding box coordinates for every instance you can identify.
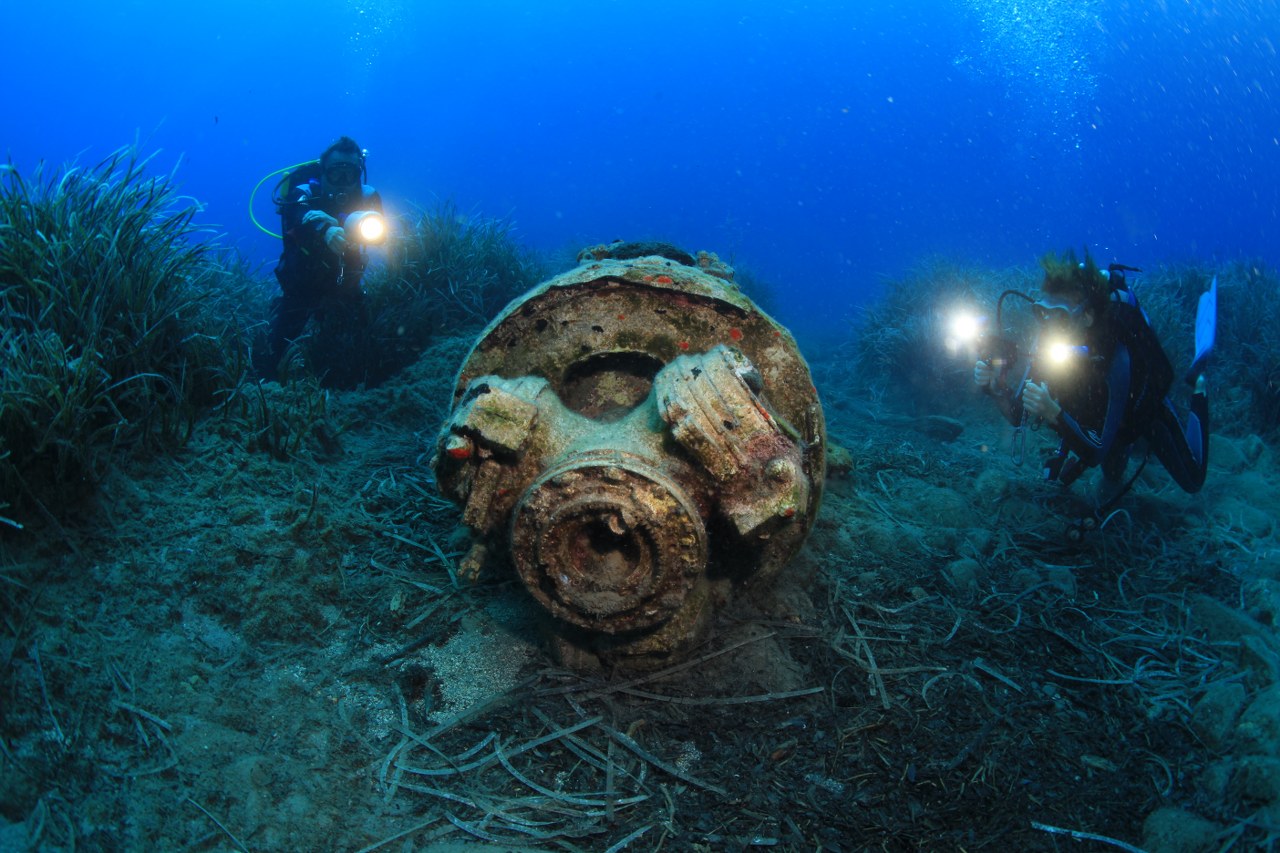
[261,135,385,380]
[974,249,1209,507]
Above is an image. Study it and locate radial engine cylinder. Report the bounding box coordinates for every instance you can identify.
[432,246,826,668]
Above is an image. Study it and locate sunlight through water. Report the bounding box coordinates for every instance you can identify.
[959,0,1102,151]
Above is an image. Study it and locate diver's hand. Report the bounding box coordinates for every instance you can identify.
[1022,381,1062,424]
[973,359,996,391]
[302,210,339,230]
[323,225,348,255]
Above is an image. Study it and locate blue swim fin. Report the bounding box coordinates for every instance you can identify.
[1186,275,1217,384]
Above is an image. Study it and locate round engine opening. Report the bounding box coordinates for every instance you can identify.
[561,350,665,422]
[511,456,707,633]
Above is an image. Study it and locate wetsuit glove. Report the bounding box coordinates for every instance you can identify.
[973,359,994,389]
[323,225,348,255]
[301,210,339,230]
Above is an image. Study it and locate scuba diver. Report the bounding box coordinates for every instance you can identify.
[973,248,1210,519]
[258,135,386,380]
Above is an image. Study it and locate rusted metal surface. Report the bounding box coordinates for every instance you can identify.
[433,251,826,668]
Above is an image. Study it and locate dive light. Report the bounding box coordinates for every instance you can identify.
[949,311,982,346]
[344,210,387,246]
[948,309,1019,370]
[1043,339,1088,368]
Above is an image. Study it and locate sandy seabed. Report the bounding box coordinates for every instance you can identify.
[3,340,1279,853]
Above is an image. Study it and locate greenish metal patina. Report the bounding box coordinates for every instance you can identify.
[433,247,826,669]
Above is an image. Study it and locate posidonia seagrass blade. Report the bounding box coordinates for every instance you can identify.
[0,144,259,521]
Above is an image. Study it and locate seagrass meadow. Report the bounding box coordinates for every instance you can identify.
[4,151,1280,852]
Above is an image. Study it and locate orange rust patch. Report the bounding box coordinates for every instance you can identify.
[654,274,674,285]
[617,313,626,321]
[678,341,691,351]
[729,327,744,341]
[446,445,471,460]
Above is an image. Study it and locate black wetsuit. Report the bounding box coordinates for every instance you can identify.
[267,180,383,368]
[994,290,1210,494]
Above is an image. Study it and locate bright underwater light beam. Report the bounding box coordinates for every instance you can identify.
[950,311,981,345]
[345,210,387,245]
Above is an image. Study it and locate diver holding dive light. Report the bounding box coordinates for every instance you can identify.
[971,249,1211,525]
[255,135,387,380]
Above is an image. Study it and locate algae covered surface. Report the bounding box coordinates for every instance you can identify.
[3,332,1280,852]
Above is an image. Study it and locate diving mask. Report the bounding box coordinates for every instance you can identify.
[1031,298,1086,326]
[325,163,361,185]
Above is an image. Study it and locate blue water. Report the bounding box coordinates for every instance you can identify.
[6,0,1277,337]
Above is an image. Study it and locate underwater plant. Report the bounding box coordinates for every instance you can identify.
[0,146,253,519]
[390,200,547,332]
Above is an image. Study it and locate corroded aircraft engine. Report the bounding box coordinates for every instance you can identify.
[432,244,826,668]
